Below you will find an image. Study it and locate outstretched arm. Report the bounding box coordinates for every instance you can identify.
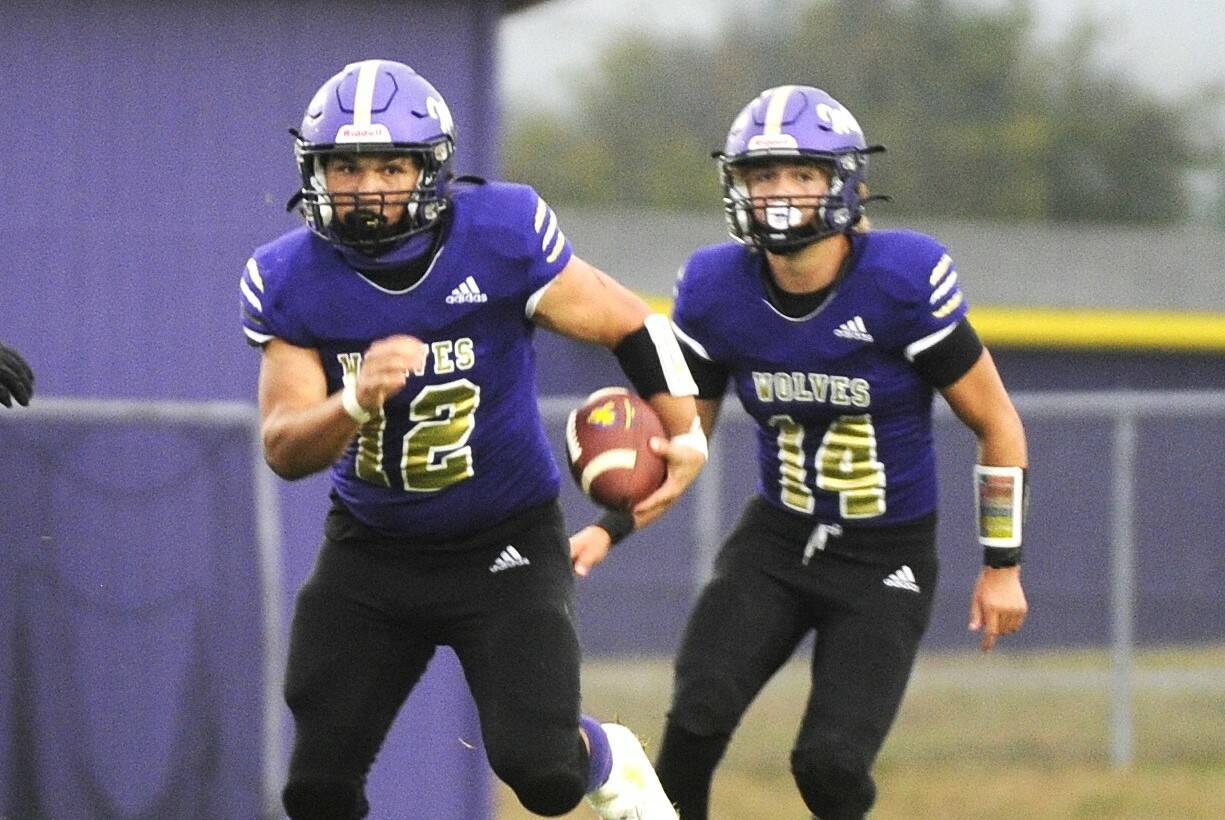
[530,256,696,433]
[940,347,1029,652]
[531,255,706,573]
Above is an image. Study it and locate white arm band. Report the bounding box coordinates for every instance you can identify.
[645,313,699,397]
[341,377,372,424]
[975,465,1026,566]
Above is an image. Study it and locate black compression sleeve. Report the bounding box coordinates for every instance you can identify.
[613,324,670,397]
[911,319,984,388]
[681,344,729,399]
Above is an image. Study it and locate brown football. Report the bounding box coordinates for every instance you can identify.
[565,387,666,511]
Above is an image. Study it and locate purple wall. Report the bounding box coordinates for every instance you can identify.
[0,420,269,819]
[2,0,500,401]
[2,2,505,818]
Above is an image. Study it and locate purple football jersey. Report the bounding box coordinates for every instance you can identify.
[240,180,573,540]
[673,230,969,527]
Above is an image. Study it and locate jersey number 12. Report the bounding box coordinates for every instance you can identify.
[354,379,481,492]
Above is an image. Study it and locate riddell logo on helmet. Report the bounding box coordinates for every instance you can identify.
[748,134,799,151]
[336,124,392,143]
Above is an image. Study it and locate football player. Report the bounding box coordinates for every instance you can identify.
[0,342,34,408]
[651,85,1030,819]
[241,60,704,820]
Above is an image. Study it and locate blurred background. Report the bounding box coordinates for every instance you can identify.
[1,1,1223,818]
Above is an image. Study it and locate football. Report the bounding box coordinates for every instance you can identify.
[565,387,666,510]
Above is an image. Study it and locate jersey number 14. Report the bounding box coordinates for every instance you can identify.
[768,413,885,518]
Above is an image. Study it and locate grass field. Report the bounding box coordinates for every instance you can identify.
[497,646,1225,819]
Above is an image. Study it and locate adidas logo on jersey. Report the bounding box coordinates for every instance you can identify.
[489,545,531,573]
[883,565,920,593]
[834,316,874,343]
[446,275,488,304]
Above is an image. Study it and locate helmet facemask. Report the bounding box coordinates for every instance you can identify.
[716,86,884,254]
[721,155,870,254]
[289,60,457,258]
[295,142,451,257]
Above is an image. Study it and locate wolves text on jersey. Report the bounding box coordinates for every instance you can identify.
[752,371,870,408]
[337,337,476,379]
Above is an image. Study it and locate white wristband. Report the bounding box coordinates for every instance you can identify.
[341,378,372,424]
[670,416,708,459]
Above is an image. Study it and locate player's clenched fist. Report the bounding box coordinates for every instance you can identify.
[355,335,427,412]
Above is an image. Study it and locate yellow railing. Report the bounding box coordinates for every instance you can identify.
[642,295,1225,353]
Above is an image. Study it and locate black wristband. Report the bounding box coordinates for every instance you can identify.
[983,547,1023,568]
[596,509,635,546]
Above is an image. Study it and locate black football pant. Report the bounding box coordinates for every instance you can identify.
[656,498,937,820]
[281,499,589,819]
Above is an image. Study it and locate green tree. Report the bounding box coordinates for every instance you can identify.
[1039,17,1195,223]
[504,0,1214,224]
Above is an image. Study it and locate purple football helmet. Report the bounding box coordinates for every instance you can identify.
[717,85,883,252]
[292,59,456,255]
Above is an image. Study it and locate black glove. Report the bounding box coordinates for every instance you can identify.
[0,342,34,408]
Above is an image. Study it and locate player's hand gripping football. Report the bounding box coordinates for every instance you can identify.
[356,335,428,414]
[0,342,34,408]
[570,431,707,577]
[633,433,706,527]
[969,566,1028,652]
